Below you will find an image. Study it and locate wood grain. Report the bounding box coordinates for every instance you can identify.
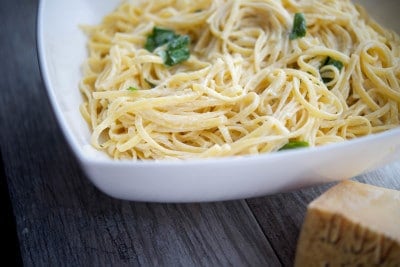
[247,162,400,266]
[0,154,22,265]
[1,0,400,266]
[247,184,334,266]
[0,0,280,266]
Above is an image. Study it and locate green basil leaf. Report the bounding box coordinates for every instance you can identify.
[320,57,344,83]
[145,27,191,66]
[322,57,344,71]
[127,86,139,91]
[290,13,307,40]
[279,141,309,151]
[145,27,178,52]
[164,35,190,66]
[322,77,333,83]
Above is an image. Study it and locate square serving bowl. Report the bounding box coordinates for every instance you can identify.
[37,0,400,202]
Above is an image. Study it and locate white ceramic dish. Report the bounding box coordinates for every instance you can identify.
[37,0,400,202]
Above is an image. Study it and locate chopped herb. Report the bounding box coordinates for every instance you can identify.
[320,57,344,83]
[127,86,139,91]
[164,35,190,66]
[322,57,344,71]
[290,13,307,40]
[279,141,309,151]
[322,77,332,84]
[145,27,178,52]
[145,27,191,66]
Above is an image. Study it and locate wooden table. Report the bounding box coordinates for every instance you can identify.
[1,1,399,266]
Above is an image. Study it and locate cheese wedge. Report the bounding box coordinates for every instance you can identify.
[295,180,400,266]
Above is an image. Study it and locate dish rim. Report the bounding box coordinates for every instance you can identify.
[36,0,400,167]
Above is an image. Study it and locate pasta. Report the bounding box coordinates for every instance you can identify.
[79,0,400,160]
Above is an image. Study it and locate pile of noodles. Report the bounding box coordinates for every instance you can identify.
[79,0,400,160]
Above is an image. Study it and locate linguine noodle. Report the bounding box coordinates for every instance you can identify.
[79,0,400,160]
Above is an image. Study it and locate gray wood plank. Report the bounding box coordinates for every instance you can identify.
[3,1,399,266]
[0,0,281,266]
[247,161,400,266]
[0,154,22,265]
[246,183,333,266]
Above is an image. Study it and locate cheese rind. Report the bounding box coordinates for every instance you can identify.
[295,180,400,266]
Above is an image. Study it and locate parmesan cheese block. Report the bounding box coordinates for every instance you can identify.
[295,180,400,266]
